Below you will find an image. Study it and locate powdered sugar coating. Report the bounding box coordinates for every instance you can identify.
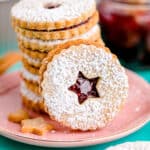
[107,142,150,150]
[22,67,39,82]
[18,25,100,47]
[11,0,95,23]
[23,53,41,66]
[22,53,42,65]
[21,81,42,102]
[41,44,128,130]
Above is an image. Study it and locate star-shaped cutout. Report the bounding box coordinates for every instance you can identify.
[68,71,100,104]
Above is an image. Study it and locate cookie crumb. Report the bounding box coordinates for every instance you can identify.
[8,109,29,123]
[21,117,53,135]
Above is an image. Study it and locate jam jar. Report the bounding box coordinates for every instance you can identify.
[98,0,150,64]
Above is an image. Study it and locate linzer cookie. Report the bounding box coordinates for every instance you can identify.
[21,67,39,84]
[18,25,103,51]
[11,0,96,31]
[23,59,39,75]
[40,40,128,131]
[14,11,98,40]
[20,46,47,59]
[22,96,44,112]
[22,79,40,95]
[22,56,41,69]
[21,81,44,112]
[21,80,43,112]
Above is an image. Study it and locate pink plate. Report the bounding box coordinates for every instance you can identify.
[0,70,150,148]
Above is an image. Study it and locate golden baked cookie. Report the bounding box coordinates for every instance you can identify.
[8,109,29,123]
[23,59,39,75]
[40,40,128,131]
[18,25,102,51]
[14,11,99,40]
[21,117,53,135]
[22,57,41,68]
[21,81,44,112]
[23,79,40,95]
[20,45,47,59]
[11,0,96,30]
[22,96,45,113]
[21,67,39,84]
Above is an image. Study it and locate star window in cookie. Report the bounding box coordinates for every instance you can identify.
[69,71,100,104]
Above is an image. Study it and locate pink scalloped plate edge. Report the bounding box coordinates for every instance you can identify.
[0,70,149,147]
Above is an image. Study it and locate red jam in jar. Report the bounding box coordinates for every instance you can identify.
[98,0,150,64]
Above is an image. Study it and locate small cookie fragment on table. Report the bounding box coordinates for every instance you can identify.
[21,117,53,135]
[8,109,29,123]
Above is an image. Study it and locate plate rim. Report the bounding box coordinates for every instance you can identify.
[0,108,149,147]
[0,71,150,147]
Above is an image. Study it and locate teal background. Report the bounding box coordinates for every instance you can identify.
[0,47,150,149]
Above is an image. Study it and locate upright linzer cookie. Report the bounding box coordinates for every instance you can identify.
[40,40,129,131]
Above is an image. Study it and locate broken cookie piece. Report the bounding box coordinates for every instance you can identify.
[21,117,53,135]
[8,109,29,123]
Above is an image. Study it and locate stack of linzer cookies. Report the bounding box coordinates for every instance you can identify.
[11,0,128,131]
[11,0,103,111]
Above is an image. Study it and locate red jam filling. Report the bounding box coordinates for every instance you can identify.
[99,10,144,48]
[25,16,91,32]
[68,72,100,104]
[98,1,150,62]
